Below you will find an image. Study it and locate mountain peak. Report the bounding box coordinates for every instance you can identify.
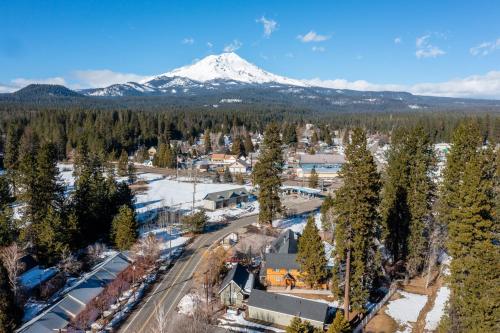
[150,52,306,86]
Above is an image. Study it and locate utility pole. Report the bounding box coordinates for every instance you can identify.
[192,161,197,215]
[176,154,179,182]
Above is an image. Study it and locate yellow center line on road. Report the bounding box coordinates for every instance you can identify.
[133,237,208,333]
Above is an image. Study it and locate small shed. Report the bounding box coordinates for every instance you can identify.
[218,263,254,307]
[247,289,329,329]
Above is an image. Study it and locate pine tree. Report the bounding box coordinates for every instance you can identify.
[327,311,351,333]
[36,207,74,265]
[117,150,129,176]
[223,166,233,183]
[311,131,319,145]
[0,262,19,332]
[445,144,499,332]
[112,205,138,251]
[320,195,335,232]
[127,162,137,184]
[218,133,225,148]
[297,216,327,287]
[309,167,319,188]
[231,136,245,157]
[253,123,284,224]
[285,317,317,333]
[244,133,254,154]
[332,128,381,315]
[204,129,212,154]
[381,127,435,277]
[438,121,482,234]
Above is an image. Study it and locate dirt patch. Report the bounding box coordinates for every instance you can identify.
[278,292,337,303]
[364,306,399,333]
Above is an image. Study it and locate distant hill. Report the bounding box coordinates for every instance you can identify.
[12,84,84,99]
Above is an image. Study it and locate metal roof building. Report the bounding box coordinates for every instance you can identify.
[247,289,329,329]
[18,252,131,333]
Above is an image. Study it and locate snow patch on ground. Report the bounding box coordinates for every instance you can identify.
[273,211,321,233]
[177,292,202,316]
[425,286,450,330]
[134,173,247,213]
[386,291,428,332]
[219,312,285,332]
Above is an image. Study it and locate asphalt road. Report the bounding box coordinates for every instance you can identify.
[118,201,321,333]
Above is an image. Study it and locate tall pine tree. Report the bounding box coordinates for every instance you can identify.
[253,123,284,224]
[381,126,435,277]
[297,216,327,288]
[445,135,499,332]
[332,128,381,315]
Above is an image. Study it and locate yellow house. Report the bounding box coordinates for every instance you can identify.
[261,230,305,288]
[261,229,328,289]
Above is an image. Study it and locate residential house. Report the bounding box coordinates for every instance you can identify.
[260,230,305,288]
[218,263,254,307]
[296,153,345,179]
[228,159,249,174]
[247,289,329,329]
[210,153,238,165]
[202,188,250,211]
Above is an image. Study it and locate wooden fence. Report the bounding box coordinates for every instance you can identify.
[353,283,398,333]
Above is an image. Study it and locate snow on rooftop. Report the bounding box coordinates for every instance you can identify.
[19,266,58,290]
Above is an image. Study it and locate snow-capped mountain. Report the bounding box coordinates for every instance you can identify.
[72,53,500,112]
[149,52,307,86]
[82,52,308,97]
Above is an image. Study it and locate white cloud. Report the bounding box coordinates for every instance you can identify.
[394,37,402,44]
[256,16,277,38]
[11,76,67,87]
[73,69,150,88]
[297,31,330,43]
[182,37,194,45]
[415,34,445,58]
[223,39,242,52]
[304,71,500,99]
[0,76,67,92]
[470,38,500,56]
[311,46,325,52]
[207,42,213,48]
[0,84,17,93]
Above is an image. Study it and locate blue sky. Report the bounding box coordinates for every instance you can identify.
[1,0,499,97]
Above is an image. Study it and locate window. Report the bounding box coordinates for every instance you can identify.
[275,277,282,282]
[275,268,280,272]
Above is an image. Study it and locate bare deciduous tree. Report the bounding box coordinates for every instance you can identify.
[0,242,25,297]
[169,304,217,333]
[152,303,168,333]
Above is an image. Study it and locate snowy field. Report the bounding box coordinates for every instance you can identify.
[134,172,246,213]
[386,291,428,332]
[272,211,322,233]
[425,286,450,330]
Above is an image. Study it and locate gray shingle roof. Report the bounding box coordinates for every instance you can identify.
[248,289,328,323]
[299,153,345,165]
[269,229,298,254]
[218,263,253,294]
[264,253,300,270]
[203,187,249,202]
